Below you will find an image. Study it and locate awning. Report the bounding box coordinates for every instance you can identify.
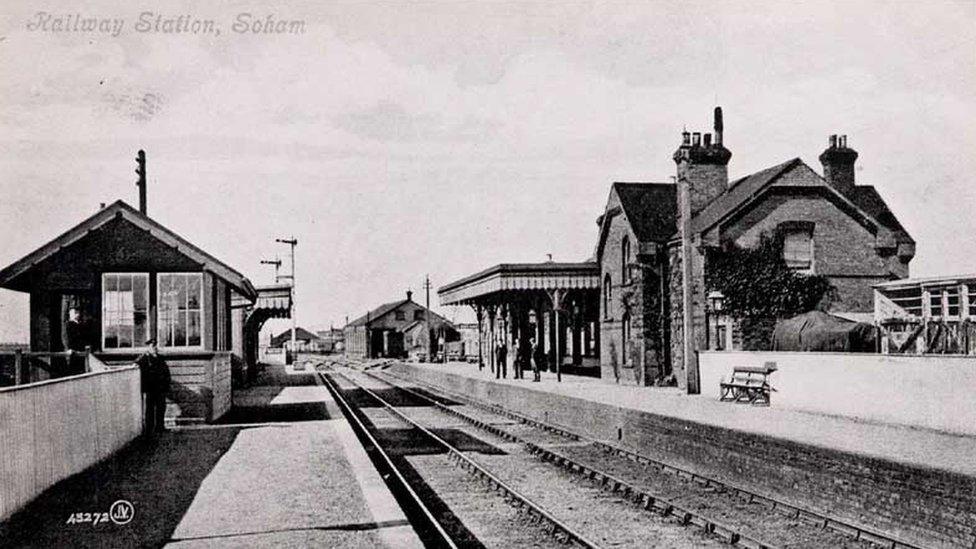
[438,262,599,306]
[234,283,292,318]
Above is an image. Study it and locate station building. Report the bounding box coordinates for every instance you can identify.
[0,198,289,422]
[441,107,915,390]
[344,291,456,359]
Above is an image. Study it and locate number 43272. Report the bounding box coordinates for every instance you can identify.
[66,512,110,525]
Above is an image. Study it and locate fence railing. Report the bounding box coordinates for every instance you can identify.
[0,349,95,388]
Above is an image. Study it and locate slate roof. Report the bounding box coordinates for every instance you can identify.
[0,200,256,299]
[844,186,914,244]
[612,182,677,242]
[346,299,407,327]
[690,158,801,234]
[345,298,451,328]
[271,327,321,346]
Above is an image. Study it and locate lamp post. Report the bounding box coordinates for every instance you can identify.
[707,291,725,350]
[276,237,297,361]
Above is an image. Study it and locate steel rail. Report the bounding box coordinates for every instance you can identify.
[317,370,458,549]
[374,368,925,549]
[365,369,778,549]
[329,369,603,549]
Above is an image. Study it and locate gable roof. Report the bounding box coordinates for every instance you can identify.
[0,200,256,300]
[271,327,321,346]
[690,158,802,234]
[689,158,887,241]
[346,299,407,327]
[845,186,914,244]
[612,182,677,242]
[345,298,451,328]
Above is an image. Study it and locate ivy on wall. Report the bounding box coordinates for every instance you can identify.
[705,234,833,349]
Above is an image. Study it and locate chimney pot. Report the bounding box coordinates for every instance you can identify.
[406,290,413,301]
[703,133,712,147]
[829,135,837,148]
[681,131,691,146]
[839,135,847,148]
[692,132,701,147]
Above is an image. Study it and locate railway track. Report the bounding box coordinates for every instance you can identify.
[360,365,925,549]
[322,367,753,548]
[320,368,602,548]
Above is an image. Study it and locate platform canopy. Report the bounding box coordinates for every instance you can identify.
[438,262,599,306]
[232,283,292,317]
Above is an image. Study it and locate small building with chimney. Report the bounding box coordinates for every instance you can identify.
[344,291,456,359]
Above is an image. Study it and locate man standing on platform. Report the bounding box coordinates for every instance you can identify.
[495,340,507,379]
[136,338,171,436]
[530,337,542,382]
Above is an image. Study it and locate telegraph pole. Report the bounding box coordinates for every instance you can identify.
[423,275,433,361]
[260,258,282,283]
[276,237,298,360]
[135,150,147,214]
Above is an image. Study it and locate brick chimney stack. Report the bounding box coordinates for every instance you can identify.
[673,106,732,214]
[819,134,858,194]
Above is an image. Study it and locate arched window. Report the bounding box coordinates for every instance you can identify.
[603,274,612,319]
[621,236,631,283]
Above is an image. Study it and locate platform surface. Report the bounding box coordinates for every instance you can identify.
[0,363,423,549]
[416,361,976,478]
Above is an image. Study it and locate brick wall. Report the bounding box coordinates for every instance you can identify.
[599,190,660,386]
[397,364,976,549]
[715,188,896,313]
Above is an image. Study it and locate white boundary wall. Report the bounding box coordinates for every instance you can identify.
[699,351,976,435]
[0,366,142,521]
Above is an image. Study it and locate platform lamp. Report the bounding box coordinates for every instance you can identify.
[707,291,725,351]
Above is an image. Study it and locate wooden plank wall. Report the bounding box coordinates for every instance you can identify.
[0,367,141,521]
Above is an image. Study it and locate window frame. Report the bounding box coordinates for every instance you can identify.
[156,272,205,351]
[100,272,150,352]
[603,273,613,320]
[781,224,815,273]
[621,236,631,284]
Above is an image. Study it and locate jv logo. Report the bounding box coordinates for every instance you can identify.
[109,500,135,525]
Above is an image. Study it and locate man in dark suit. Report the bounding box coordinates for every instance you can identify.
[136,338,171,435]
[495,341,507,380]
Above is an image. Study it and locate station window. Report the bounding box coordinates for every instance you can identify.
[783,229,813,271]
[158,273,203,348]
[622,312,631,365]
[603,274,612,319]
[414,310,425,321]
[395,310,406,321]
[621,236,631,284]
[102,273,149,349]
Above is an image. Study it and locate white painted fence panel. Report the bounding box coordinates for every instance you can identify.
[699,351,976,435]
[0,366,141,521]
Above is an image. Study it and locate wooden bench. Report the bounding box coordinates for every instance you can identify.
[719,362,777,406]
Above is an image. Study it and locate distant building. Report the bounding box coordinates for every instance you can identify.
[874,275,976,355]
[271,327,325,352]
[316,328,345,353]
[344,291,455,359]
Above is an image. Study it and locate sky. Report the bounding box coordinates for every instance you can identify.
[0,1,974,342]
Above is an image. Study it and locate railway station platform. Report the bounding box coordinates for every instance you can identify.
[388,360,976,549]
[0,363,423,549]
